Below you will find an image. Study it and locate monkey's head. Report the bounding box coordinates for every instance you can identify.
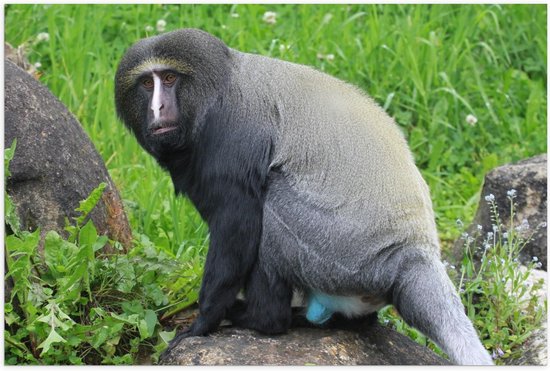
[115,28,232,157]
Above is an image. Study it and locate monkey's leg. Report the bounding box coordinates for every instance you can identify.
[227,262,293,334]
[392,250,493,365]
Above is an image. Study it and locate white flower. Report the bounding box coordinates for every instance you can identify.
[34,62,42,69]
[502,232,508,239]
[477,224,483,231]
[532,256,538,262]
[279,44,290,53]
[521,219,530,229]
[487,232,494,240]
[484,194,495,202]
[317,53,335,61]
[36,32,50,43]
[156,19,167,32]
[230,12,240,18]
[466,114,478,126]
[262,11,277,25]
[145,25,154,32]
[507,189,517,198]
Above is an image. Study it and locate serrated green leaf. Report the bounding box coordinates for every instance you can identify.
[79,220,98,249]
[4,140,20,235]
[37,328,66,355]
[74,182,107,227]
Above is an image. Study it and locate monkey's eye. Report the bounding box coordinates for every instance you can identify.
[163,72,177,85]
[142,77,154,90]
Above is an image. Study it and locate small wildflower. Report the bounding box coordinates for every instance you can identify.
[506,189,517,198]
[484,194,495,202]
[460,232,469,240]
[492,224,498,233]
[500,259,505,265]
[502,232,508,239]
[317,53,335,61]
[477,224,483,231]
[145,25,154,33]
[518,219,530,231]
[466,114,478,126]
[36,32,50,43]
[230,12,240,18]
[483,242,491,251]
[456,219,464,228]
[156,19,167,32]
[487,232,494,240]
[450,265,456,270]
[532,256,538,262]
[467,236,474,244]
[279,44,290,53]
[262,11,277,25]
[535,262,542,269]
[34,62,42,69]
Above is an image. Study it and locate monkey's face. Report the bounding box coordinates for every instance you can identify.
[138,67,183,149]
[115,29,232,158]
[115,59,192,156]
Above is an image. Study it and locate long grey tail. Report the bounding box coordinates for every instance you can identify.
[391,250,493,365]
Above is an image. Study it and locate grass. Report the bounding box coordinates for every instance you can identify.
[4,4,547,364]
[5,4,547,249]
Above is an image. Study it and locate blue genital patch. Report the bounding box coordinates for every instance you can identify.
[306,292,339,324]
[306,295,334,324]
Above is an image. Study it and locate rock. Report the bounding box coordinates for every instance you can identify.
[159,319,450,365]
[505,267,547,366]
[4,59,132,251]
[454,154,547,270]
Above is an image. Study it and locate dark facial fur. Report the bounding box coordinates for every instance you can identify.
[115,28,493,365]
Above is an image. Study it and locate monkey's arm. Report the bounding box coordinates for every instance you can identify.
[190,187,263,335]
[163,184,263,355]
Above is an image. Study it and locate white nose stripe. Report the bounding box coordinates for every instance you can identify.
[151,74,163,120]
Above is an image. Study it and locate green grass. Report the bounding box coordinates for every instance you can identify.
[4,4,547,363]
[5,4,546,250]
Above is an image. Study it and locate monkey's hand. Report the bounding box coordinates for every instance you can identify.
[159,318,214,363]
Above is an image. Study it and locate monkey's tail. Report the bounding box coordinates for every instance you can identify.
[391,249,494,365]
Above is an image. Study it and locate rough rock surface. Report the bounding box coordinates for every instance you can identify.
[4,59,132,251]
[159,320,450,365]
[454,154,547,270]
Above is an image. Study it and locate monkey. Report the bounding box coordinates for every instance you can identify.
[115,28,493,365]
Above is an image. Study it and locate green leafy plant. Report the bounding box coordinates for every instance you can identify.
[4,143,203,365]
[458,191,546,363]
